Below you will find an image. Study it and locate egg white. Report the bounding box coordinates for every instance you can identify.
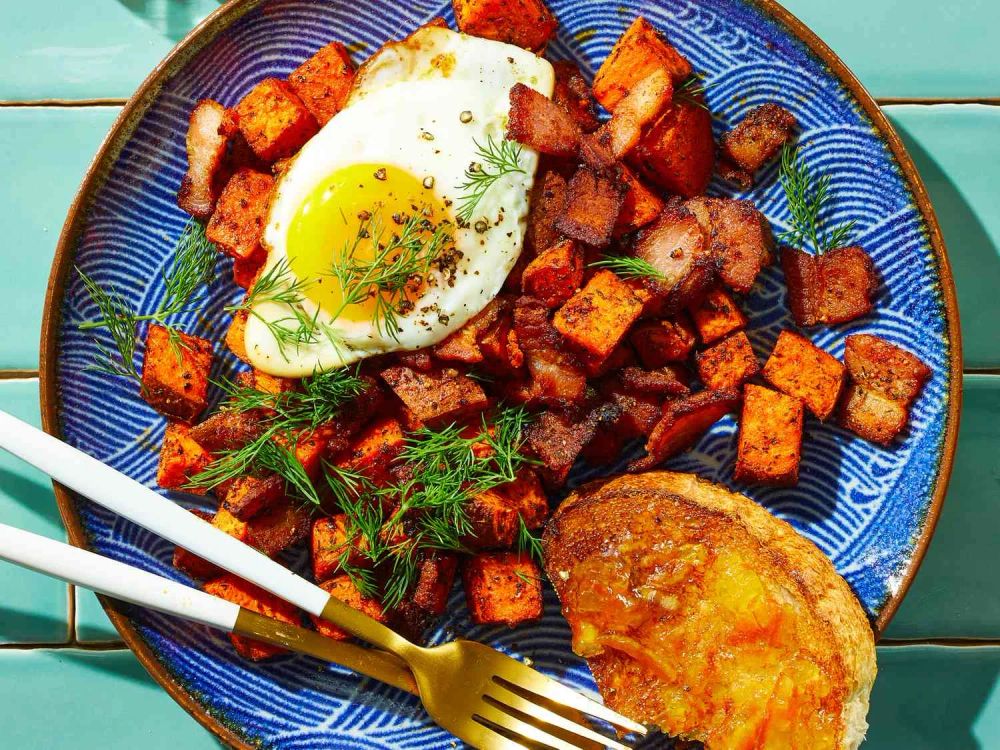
[245,27,554,377]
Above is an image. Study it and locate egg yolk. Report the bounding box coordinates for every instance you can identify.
[285,163,450,323]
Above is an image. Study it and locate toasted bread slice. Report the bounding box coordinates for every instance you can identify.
[543,471,876,749]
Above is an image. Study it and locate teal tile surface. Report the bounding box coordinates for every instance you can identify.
[0,1,220,100]
[884,105,1000,369]
[885,375,1000,639]
[0,379,69,643]
[783,0,1000,99]
[869,646,1000,749]
[75,588,123,643]
[0,106,120,370]
[0,649,221,749]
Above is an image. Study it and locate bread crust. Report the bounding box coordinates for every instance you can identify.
[543,471,876,749]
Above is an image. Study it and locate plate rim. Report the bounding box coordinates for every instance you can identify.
[38,0,963,747]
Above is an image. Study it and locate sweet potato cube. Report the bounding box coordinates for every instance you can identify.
[225,310,250,363]
[286,42,355,125]
[602,68,673,158]
[554,167,626,248]
[630,315,697,367]
[206,168,275,261]
[616,165,664,235]
[592,16,692,111]
[630,99,715,198]
[173,509,221,580]
[380,367,489,426]
[212,506,250,544]
[686,197,774,294]
[782,246,878,326]
[630,389,740,471]
[554,270,643,360]
[717,157,753,190]
[689,288,747,344]
[412,554,459,616]
[453,0,557,51]
[309,574,387,641]
[696,332,759,391]
[465,469,549,548]
[720,103,797,174]
[525,169,567,254]
[521,239,584,308]
[177,99,229,219]
[157,422,211,493]
[844,334,931,406]
[506,83,581,158]
[335,417,405,484]
[203,574,300,660]
[312,514,366,582]
[763,330,845,420]
[462,552,543,627]
[552,60,600,133]
[433,298,500,363]
[735,384,804,486]
[245,497,312,558]
[217,474,284,520]
[232,247,266,290]
[141,324,213,423]
[233,77,318,162]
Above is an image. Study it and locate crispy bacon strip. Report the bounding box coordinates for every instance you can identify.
[178,99,230,219]
[507,83,581,158]
[629,389,740,471]
[513,296,587,408]
[721,102,796,174]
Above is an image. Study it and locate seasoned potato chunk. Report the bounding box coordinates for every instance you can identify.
[203,574,300,660]
[206,168,275,261]
[696,331,759,391]
[720,103,797,174]
[233,77,318,162]
[554,270,644,360]
[453,0,557,51]
[380,366,489,426]
[630,315,697,367]
[689,288,747,345]
[141,324,213,424]
[763,330,845,420]
[309,575,387,641]
[157,422,211,493]
[630,99,715,198]
[521,239,584,308]
[463,552,543,627]
[286,41,355,125]
[173,510,221,580]
[311,514,366,583]
[735,384,804,486]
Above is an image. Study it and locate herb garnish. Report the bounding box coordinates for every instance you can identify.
[778,143,856,254]
[675,72,711,110]
[78,219,217,380]
[516,516,544,563]
[325,404,536,608]
[455,134,526,224]
[590,254,666,282]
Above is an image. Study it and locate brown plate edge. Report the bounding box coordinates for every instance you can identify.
[37,0,962,746]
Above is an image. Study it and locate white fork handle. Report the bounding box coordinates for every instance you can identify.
[0,410,329,617]
[0,522,239,631]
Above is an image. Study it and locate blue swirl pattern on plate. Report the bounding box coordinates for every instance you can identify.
[53,0,950,747]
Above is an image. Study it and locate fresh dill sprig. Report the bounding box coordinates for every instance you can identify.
[590,254,666,282]
[516,516,544,564]
[330,210,452,341]
[455,135,526,224]
[78,219,218,380]
[675,72,711,110]
[778,143,856,254]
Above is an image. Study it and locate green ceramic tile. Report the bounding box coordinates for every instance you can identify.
[783,0,1000,99]
[75,588,123,643]
[869,645,1000,748]
[884,375,1000,639]
[0,106,120,370]
[0,649,221,749]
[0,379,69,643]
[0,1,220,100]
[884,105,1000,370]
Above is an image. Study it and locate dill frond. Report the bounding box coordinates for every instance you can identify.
[590,254,666,282]
[455,135,526,224]
[516,516,544,563]
[778,143,856,254]
[675,72,711,110]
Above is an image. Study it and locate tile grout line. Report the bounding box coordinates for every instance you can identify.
[0,98,126,108]
[880,638,1000,648]
[0,640,127,652]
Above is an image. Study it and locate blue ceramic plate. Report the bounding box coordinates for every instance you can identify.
[41,1,960,748]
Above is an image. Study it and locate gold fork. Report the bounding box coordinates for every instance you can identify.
[319,597,646,749]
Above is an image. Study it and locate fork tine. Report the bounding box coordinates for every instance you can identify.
[473,700,593,750]
[492,672,646,736]
[485,683,631,750]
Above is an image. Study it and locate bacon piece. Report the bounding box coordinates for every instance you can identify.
[602,69,674,158]
[245,497,312,557]
[552,61,600,133]
[554,166,626,248]
[506,83,581,158]
[177,100,230,219]
[716,157,754,190]
[513,296,587,408]
[616,165,664,235]
[721,103,796,174]
[618,366,689,396]
[630,314,698,367]
[526,403,621,485]
[629,389,740,471]
[525,168,567,255]
[380,366,489,426]
[782,246,879,326]
[593,16,692,111]
[630,99,715,198]
[189,409,266,453]
[685,197,774,294]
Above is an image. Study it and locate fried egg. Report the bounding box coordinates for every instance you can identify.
[245,26,554,376]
